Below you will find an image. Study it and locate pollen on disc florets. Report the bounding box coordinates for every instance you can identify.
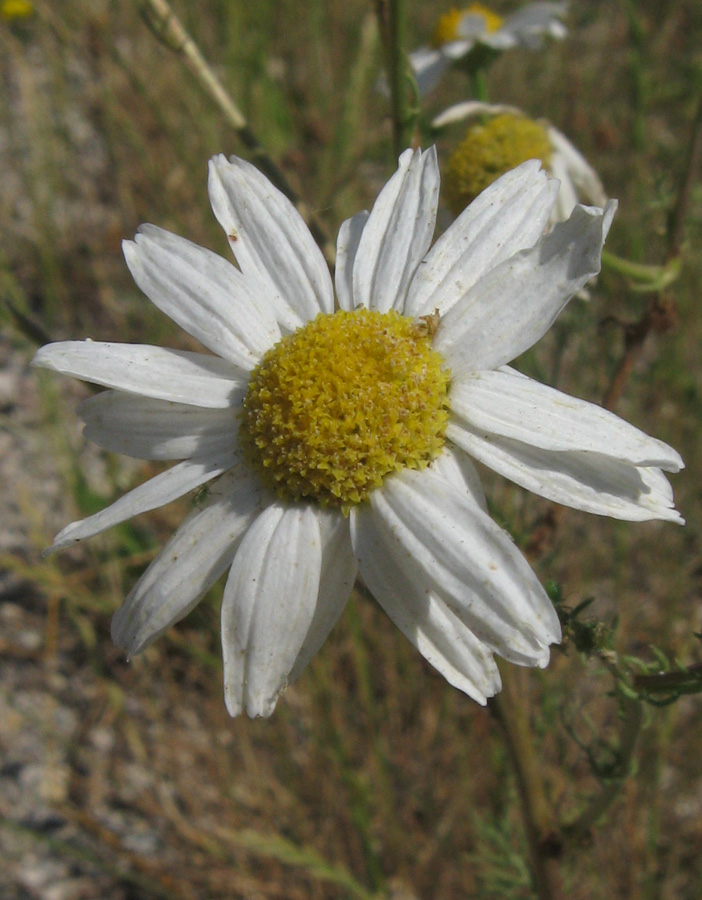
[444,113,553,215]
[240,309,451,510]
[432,4,504,48]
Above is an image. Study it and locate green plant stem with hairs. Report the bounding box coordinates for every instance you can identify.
[562,689,644,840]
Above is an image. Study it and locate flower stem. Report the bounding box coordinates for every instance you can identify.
[667,87,702,261]
[138,0,334,262]
[600,252,680,292]
[473,68,489,103]
[625,0,647,151]
[312,669,387,896]
[562,693,643,839]
[602,81,702,410]
[376,0,416,159]
[490,667,564,900]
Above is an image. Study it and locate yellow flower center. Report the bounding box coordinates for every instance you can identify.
[432,4,504,47]
[240,309,450,510]
[1,0,34,19]
[444,113,553,215]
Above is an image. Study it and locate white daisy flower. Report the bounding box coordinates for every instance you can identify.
[33,148,683,718]
[433,101,607,224]
[410,2,568,96]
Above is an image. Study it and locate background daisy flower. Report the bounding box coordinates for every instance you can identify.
[410,2,569,95]
[0,0,34,20]
[433,100,608,224]
[33,148,682,718]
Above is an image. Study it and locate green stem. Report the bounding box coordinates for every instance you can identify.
[600,250,680,291]
[312,670,387,895]
[600,79,702,408]
[625,0,647,151]
[473,68,489,102]
[490,668,564,900]
[633,662,702,695]
[666,88,702,260]
[379,0,413,158]
[563,691,643,838]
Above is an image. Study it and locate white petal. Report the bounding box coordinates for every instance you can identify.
[441,38,475,59]
[497,3,569,47]
[48,452,239,553]
[446,420,684,523]
[79,391,241,460]
[123,226,280,369]
[335,211,369,311]
[429,444,488,511]
[352,147,439,313]
[367,468,560,663]
[436,201,617,375]
[32,342,243,408]
[479,31,521,49]
[547,125,607,208]
[458,12,495,40]
[351,503,501,703]
[207,154,333,331]
[404,161,558,318]
[407,46,454,96]
[111,466,265,655]
[450,369,684,469]
[221,503,323,718]
[288,510,357,682]
[431,101,524,129]
[548,150,580,222]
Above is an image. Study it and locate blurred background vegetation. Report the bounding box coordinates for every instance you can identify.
[1,1,701,898]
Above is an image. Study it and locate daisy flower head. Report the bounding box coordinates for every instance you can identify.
[33,148,683,718]
[433,101,608,225]
[1,0,34,20]
[410,2,569,96]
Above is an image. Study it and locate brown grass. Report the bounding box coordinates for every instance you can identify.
[1,1,701,898]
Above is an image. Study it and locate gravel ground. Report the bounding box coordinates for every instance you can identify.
[0,332,162,900]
